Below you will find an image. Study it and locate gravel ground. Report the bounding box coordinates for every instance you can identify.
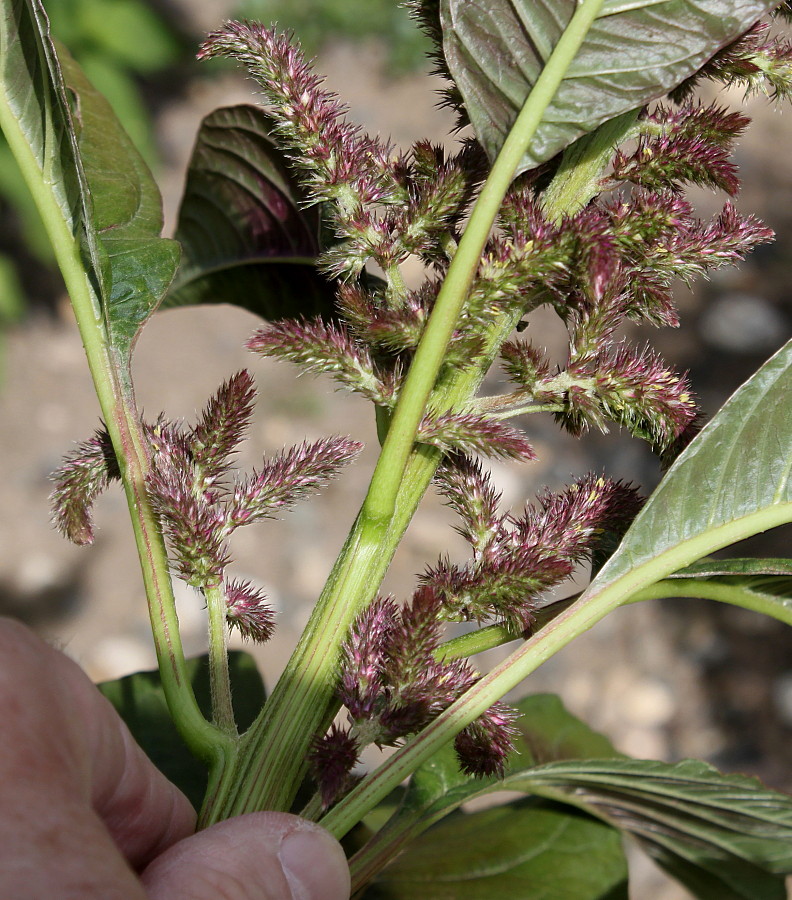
[1,18,791,899]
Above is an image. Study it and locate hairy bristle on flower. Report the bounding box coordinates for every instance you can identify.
[146,441,230,585]
[224,578,275,643]
[514,475,643,566]
[50,427,119,545]
[309,723,360,808]
[559,344,699,450]
[611,103,748,195]
[339,596,398,720]
[247,319,396,405]
[227,436,362,529]
[199,21,398,208]
[454,701,519,777]
[190,370,256,480]
[434,455,504,552]
[417,411,536,461]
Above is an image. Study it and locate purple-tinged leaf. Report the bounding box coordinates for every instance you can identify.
[165,105,335,320]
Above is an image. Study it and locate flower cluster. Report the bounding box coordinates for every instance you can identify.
[425,459,643,630]
[310,588,519,806]
[309,462,640,805]
[202,13,782,806]
[51,371,361,642]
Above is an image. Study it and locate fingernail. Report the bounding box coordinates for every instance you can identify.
[279,825,350,900]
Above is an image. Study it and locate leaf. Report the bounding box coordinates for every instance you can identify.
[352,694,623,892]
[57,47,179,359]
[98,651,265,810]
[508,758,792,900]
[0,0,178,364]
[362,799,628,899]
[165,105,336,320]
[436,0,779,176]
[668,557,792,580]
[584,339,792,612]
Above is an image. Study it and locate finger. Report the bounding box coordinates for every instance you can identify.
[142,813,351,900]
[0,618,195,868]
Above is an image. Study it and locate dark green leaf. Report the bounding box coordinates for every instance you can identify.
[669,558,792,580]
[0,0,178,364]
[507,758,792,900]
[351,695,622,892]
[165,105,336,320]
[436,0,778,175]
[362,799,628,899]
[98,651,265,809]
[58,47,179,359]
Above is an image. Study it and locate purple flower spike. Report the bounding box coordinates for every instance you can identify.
[225,578,275,643]
[50,427,119,545]
[190,370,256,480]
[309,724,360,808]
[455,701,519,778]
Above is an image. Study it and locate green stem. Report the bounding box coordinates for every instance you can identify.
[363,0,608,526]
[0,66,223,765]
[319,505,792,839]
[437,624,522,661]
[204,584,237,734]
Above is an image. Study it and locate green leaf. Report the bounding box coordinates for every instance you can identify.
[0,0,178,365]
[584,339,792,612]
[165,105,336,321]
[669,558,792,580]
[57,47,179,359]
[351,695,623,893]
[98,651,265,809]
[508,758,792,900]
[436,0,779,176]
[362,799,627,899]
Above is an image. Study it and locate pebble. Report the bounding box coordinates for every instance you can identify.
[699,293,788,353]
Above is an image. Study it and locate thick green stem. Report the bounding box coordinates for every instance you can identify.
[363,0,608,526]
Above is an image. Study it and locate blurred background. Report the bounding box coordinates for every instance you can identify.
[0,2,790,896]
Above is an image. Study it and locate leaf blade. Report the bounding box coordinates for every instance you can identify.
[165,104,336,320]
[507,758,792,899]
[438,0,779,175]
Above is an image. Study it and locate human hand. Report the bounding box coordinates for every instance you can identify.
[0,618,350,899]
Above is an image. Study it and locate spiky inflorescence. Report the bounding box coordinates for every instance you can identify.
[611,103,748,194]
[142,372,361,636]
[190,370,256,482]
[247,319,398,406]
[310,589,520,806]
[309,723,361,808]
[417,412,537,461]
[224,578,275,642]
[228,436,365,528]
[199,21,398,209]
[50,428,120,545]
[426,464,643,629]
[673,22,792,102]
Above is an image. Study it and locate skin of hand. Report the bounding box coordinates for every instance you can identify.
[0,617,351,900]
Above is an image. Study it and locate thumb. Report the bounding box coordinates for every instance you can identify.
[141,812,350,900]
